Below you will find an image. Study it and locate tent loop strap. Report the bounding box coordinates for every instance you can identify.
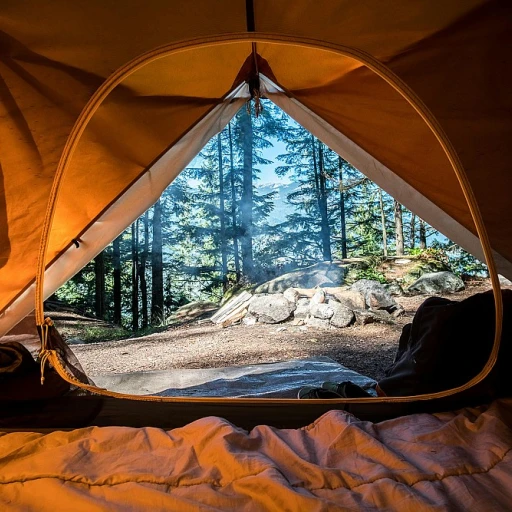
[34,33,502,403]
[246,42,263,117]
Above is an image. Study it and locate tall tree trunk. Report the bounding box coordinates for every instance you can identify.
[151,199,164,324]
[311,137,331,261]
[317,141,332,260]
[410,213,416,250]
[394,199,404,256]
[217,133,228,291]
[112,235,122,325]
[94,250,105,319]
[228,123,241,282]
[419,219,427,249]
[379,189,388,257]
[239,107,254,280]
[140,211,149,328]
[338,156,347,259]
[131,220,139,330]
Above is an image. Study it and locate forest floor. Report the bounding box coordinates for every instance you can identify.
[65,279,494,381]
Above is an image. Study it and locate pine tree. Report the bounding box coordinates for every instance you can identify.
[394,200,404,256]
[151,199,164,324]
[131,220,139,330]
[140,211,149,328]
[94,250,106,319]
[112,235,122,325]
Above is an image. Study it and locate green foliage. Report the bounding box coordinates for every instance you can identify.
[78,325,132,344]
[401,248,452,285]
[432,242,488,277]
[344,256,387,284]
[352,267,388,284]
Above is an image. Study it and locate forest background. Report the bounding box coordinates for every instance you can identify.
[54,100,487,330]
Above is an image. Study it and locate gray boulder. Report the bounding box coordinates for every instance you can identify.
[329,289,366,310]
[386,281,404,296]
[294,303,311,320]
[305,316,331,329]
[354,309,394,325]
[254,261,349,293]
[311,289,326,304]
[406,271,465,295]
[350,279,401,313]
[329,301,354,328]
[310,302,334,320]
[248,294,296,323]
[283,288,300,303]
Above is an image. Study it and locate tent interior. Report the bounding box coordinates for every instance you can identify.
[2,2,512,509]
[0,0,511,423]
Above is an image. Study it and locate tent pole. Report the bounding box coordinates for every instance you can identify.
[34,34,502,405]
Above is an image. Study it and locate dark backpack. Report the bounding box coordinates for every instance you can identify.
[378,290,512,398]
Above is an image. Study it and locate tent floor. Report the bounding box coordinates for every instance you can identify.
[91,356,377,398]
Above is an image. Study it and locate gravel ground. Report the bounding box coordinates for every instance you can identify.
[69,281,493,381]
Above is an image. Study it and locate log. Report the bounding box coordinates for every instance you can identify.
[221,308,248,328]
[211,291,252,323]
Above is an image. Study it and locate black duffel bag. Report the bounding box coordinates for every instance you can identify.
[378,289,512,398]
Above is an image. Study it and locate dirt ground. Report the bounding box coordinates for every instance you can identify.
[69,280,493,381]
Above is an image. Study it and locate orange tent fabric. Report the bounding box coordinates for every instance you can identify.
[0,0,510,335]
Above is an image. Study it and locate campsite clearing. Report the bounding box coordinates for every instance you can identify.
[69,280,493,381]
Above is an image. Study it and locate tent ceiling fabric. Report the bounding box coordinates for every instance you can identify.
[0,0,510,335]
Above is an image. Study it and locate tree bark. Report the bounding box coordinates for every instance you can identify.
[338,156,347,259]
[419,218,427,249]
[394,200,404,256]
[217,133,228,291]
[140,211,149,328]
[112,235,122,325]
[317,141,332,261]
[410,213,416,250]
[151,199,164,324]
[239,107,254,280]
[94,250,106,319]
[312,137,331,261]
[379,189,388,257]
[228,123,241,282]
[131,220,139,330]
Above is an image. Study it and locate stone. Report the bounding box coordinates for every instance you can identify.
[242,313,257,326]
[328,301,354,328]
[248,294,296,323]
[311,289,326,304]
[406,271,465,295]
[283,287,300,303]
[329,289,366,310]
[67,337,85,345]
[310,302,334,320]
[297,298,310,307]
[254,261,350,294]
[386,281,404,296]
[293,303,311,320]
[499,275,512,287]
[350,279,401,313]
[354,309,395,325]
[305,316,331,329]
